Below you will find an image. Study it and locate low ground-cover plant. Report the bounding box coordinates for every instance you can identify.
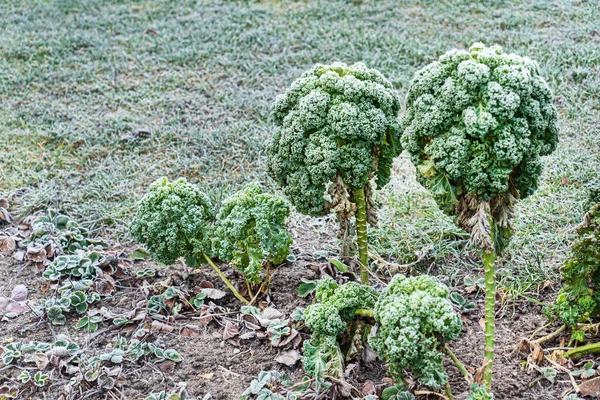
[268,62,402,284]
[39,280,101,325]
[23,210,105,263]
[131,178,291,304]
[548,200,600,345]
[400,43,559,387]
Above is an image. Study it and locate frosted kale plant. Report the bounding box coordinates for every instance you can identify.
[401,43,559,387]
[268,62,401,283]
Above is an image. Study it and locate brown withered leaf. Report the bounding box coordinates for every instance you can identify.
[273,329,298,347]
[516,338,531,353]
[222,320,239,340]
[546,350,567,367]
[24,353,49,369]
[580,376,600,397]
[0,236,15,252]
[474,360,491,384]
[362,380,376,395]
[198,305,213,325]
[0,199,9,209]
[256,331,268,340]
[531,343,544,365]
[12,251,25,262]
[26,244,49,263]
[0,207,11,224]
[156,361,175,374]
[95,278,116,295]
[150,320,174,334]
[180,325,200,338]
[199,281,214,289]
[239,331,256,341]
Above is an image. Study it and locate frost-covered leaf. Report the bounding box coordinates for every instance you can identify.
[275,350,301,366]
[201,288,226,300]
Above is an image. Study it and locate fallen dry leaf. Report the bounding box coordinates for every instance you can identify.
[546,350,567,366]
[150,320,174,334]
[180,325,200,338]
[531,343,544,365]
[222,320,239,340]
[580,376,600,396]
[201,288,226,300]
[0,236,15,252]
[0,207,11,224]
[474,360,491,384]
[362,380,376,395]
[274,350,301,366]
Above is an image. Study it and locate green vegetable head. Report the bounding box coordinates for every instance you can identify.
[212,183,292,283]
[268,62,401,217]
[369,275,462,389]
[130,177,214,266]
[402,43,559,210]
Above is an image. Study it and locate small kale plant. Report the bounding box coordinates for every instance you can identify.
[213,182,292,288]
[300,276,464,397]
[301,277,378,387]
[369,275,462,390]
[400,43,559,387]
[268,62,402,284]
[131,177,291,304]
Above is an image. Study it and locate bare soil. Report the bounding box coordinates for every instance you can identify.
[0,215,579,400]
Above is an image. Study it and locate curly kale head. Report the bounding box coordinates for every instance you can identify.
[130,177,214,266]
[212,183,292,283]
[268,62,401,217]
[369,275,462,389]
[304,277,378,336]
[549,203,600,327]
[401,43,559,212]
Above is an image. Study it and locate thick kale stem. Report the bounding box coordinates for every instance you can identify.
[444,382,455,400]
[202,253,250,305]
[564,341,600,359]
[444,344,473,384]
[354,186,369,285]
[354,308,374,318]
[482,223,496,389]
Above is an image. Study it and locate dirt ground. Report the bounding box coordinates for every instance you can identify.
[0,213,579,400]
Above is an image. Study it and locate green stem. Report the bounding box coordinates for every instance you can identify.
[354,308,374,318]
[482,239,496,389]
[202,253,250,305]
[444,344,473,384]
[564,342,600,359]
[445,382,455,400]
[354,186,369,285]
